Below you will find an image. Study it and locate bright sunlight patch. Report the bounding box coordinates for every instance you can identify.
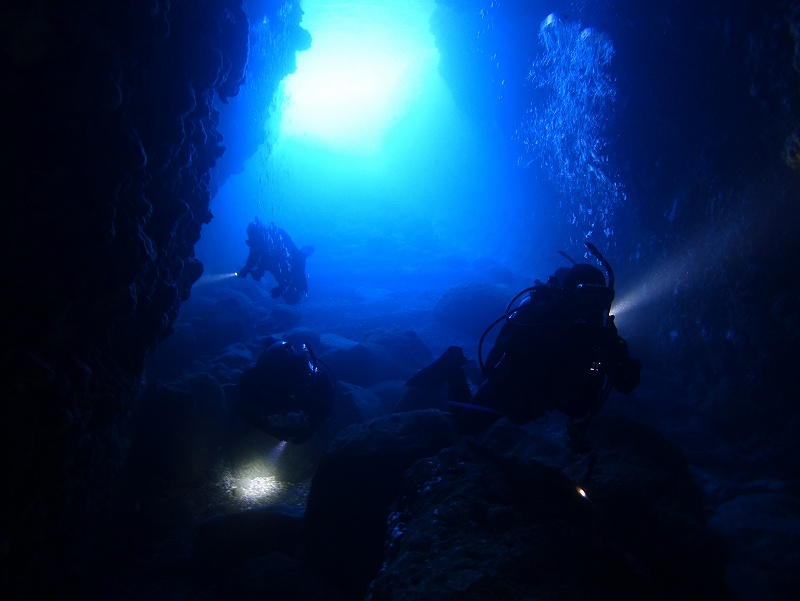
[278,0,437,154]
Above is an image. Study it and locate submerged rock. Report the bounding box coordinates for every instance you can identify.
[194,504,305,571]
[709,492,800,601]
[260,303,303,334]
[185,289,258,353]
[472,257,516,285]
[368,380,408,414]
[433,282,511,338]
[320,329,432,387]
[229,551,336,601]
[209,342,253,370]
[361,328,432,368]
[368,442,645,601]
[581,416,726,599]
[304,410,457,599]
[366,415,728,600]
[283,327,322,350]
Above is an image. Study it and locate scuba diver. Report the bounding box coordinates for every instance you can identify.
[236,339,336,444]
[405,242,641,451]
[237,218,315,304]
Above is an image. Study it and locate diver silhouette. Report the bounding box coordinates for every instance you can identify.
[236,339,335,444]
[404,242,641,451]
[237,218,314,304]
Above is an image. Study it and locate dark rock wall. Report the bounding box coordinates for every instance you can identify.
[0,0,295,594]
[605,0,800,477]
[212,0,311,189]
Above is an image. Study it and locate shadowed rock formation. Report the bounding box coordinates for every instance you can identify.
[0,1,301,595]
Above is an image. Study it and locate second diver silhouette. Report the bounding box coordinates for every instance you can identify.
[237,218,314,304]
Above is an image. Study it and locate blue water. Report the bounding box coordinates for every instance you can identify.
[179,0,799,407]
[198,0,542,291]
[144,1,800,597]
[184,0,799,408]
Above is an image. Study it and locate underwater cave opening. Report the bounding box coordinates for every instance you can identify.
[279,0,438,155]
[197,0,519,283]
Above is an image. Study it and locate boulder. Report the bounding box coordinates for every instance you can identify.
[433,282,511,338]
[304,410,457,599]
[209,342,253,370]
[259,303,303,334]
[361,328,432,369]
[394,383,450,413]
[229,551,336,601]
[194,504,305,571]
[320,343,398,386]
[569,416,728,600]
[472,257,516,285]
[709,492,800,601]
[367,441,645,601]
[321,382,385,435]
[283,328,322,350]
[368,380,408,413]
[185,289,257,353]
[367,415,728,601]
[319,333,359,352]
[320,328,432,387]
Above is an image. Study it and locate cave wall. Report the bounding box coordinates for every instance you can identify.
[2,0,797,594]
[0,0,298,594]
[212,0,311,191]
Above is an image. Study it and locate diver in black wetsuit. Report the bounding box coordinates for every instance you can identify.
[405,243,641,451]
[237,218,314,304]
[236,339,336,444]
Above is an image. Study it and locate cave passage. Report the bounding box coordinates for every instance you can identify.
[196,0,523,285]
[280,0,438,154]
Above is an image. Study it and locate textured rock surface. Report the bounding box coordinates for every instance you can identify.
[709,492,800,601]
[0,0,302,595]
[304,410,458,598]
[194,504,305,571]
[3,1,798,598]
[321,328,432,387]
[368,443,642,601]
[433,282,512,337]
[130,372,234,487]
[367,416,727,601]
